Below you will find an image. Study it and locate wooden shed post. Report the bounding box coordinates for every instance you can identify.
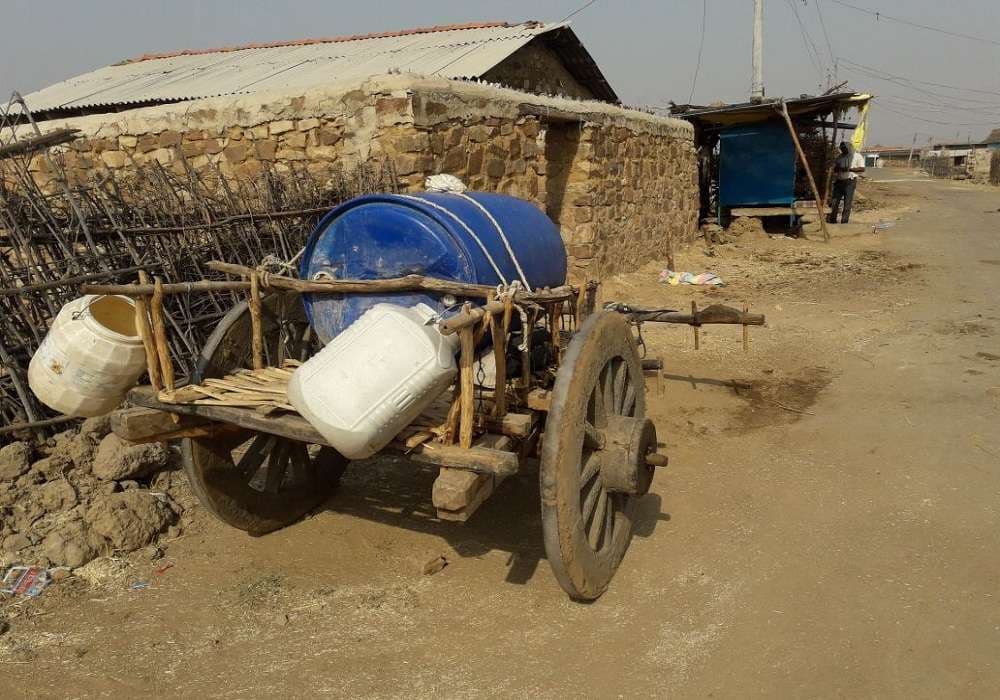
[780,102,831,243]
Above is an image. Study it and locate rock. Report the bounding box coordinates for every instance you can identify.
[37,480,78,513]
[15,470,44,488]
[86,491,176,552]
[79,414,112,439]
[0,442,32,482]
[91,434,168,482]
[65,433,97,471]
[2,532,30,554]
[33,454,71,481]
[42,518,103,568]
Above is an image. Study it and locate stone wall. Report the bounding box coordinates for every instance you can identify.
[23,76,697,281]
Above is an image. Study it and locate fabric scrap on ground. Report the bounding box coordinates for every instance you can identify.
[659,269,725,286]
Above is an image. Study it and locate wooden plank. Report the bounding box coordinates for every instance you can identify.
[458,323,475,449]
[128,386,329,445]
[249,272,264,370]
[392,434,518,477]
[780,102,831,242]
[134,273,162,392]
[435,469,510,522]
[150,277,175,392]
[525,388,551,412]
[484,411,535,438]
[111,406,210,442]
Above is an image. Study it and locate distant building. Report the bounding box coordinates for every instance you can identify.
[921,129,1000,180]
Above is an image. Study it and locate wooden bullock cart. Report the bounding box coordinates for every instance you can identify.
[86,263,763,600]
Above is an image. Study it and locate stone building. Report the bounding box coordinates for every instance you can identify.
[17,22,697,280]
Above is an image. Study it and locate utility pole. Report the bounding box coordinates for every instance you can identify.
[906,132,918,168]
[751,0,764,102]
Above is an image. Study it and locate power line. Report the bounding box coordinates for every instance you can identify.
[814,0,836,67]
[784,0,826,82]
[561,0,601,22]
[839,58,1000,98]
[688,0,707,103]
[871,102,999,128]
[828,0,1000,48]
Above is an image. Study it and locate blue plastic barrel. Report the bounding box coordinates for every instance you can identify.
[299,192,567,343]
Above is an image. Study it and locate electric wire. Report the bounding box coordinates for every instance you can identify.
[828,0,1000,48]
[871,102,999,128]
[838,58,1000,99]
[562,0,601,22]
[784,0,826,82]
[814,0,836,67]
[688,0,707,103]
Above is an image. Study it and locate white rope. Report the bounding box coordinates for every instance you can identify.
[454,192,533,292]
[495,281,531,351]
[396,193,509,286]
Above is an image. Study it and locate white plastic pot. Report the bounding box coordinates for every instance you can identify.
[29,295,147,417]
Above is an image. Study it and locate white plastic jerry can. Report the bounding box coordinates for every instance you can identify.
[287,303,460,459]
[28,295,148,417]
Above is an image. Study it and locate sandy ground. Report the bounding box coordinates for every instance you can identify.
[3,171,1000,698]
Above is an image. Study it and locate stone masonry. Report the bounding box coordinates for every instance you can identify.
[22,75,697,281]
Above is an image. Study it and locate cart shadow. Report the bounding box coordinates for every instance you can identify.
[320,454,670,587]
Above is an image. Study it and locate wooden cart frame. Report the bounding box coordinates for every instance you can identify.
[90,263,763,600]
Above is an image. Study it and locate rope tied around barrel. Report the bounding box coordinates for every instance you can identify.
[495,281,531,351]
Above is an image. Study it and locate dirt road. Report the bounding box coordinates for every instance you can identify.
[3,173,1000,697]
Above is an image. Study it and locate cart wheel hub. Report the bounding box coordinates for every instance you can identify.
[598,415,660,496]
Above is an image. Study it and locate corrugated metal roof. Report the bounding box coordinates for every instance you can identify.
[22,21,608,116]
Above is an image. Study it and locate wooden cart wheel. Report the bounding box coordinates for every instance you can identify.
[181,291,347,535]
[540,310,659,600]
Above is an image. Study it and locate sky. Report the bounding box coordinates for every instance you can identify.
[2,0,1000,146]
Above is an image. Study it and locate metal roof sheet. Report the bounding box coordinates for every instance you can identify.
[22,21,584,115]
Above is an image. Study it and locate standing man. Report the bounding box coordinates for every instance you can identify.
[828,141,865,224]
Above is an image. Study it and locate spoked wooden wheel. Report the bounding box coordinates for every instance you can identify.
[540,310,661,600]
[181,292,347,535]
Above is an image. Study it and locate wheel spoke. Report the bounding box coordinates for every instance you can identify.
[622,381,637,417]
[263,441,291,493]
[581,474,603,522]
[612,360,627,414]
[601,493,617,550]
[289,442,312,483]
[588,487,609,550]
[235,434,275,479]
[580,451,601,486]
[582,421,604,450]
[589,383,606,426]
[602,364,616,418]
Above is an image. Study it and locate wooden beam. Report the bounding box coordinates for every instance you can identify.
[391,434,518,477]
[432,435,516,521]
[780,102,831,242]
[525,388,551,412]
[458,321,475,449]
[248,272,264,371]
[111,406,210,442]
[485,411,535,439]
[134,272,162,392]
[128,386,327,444]
[150,277,175,392]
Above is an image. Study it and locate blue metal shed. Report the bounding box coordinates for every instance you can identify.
[718,123,796,210]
